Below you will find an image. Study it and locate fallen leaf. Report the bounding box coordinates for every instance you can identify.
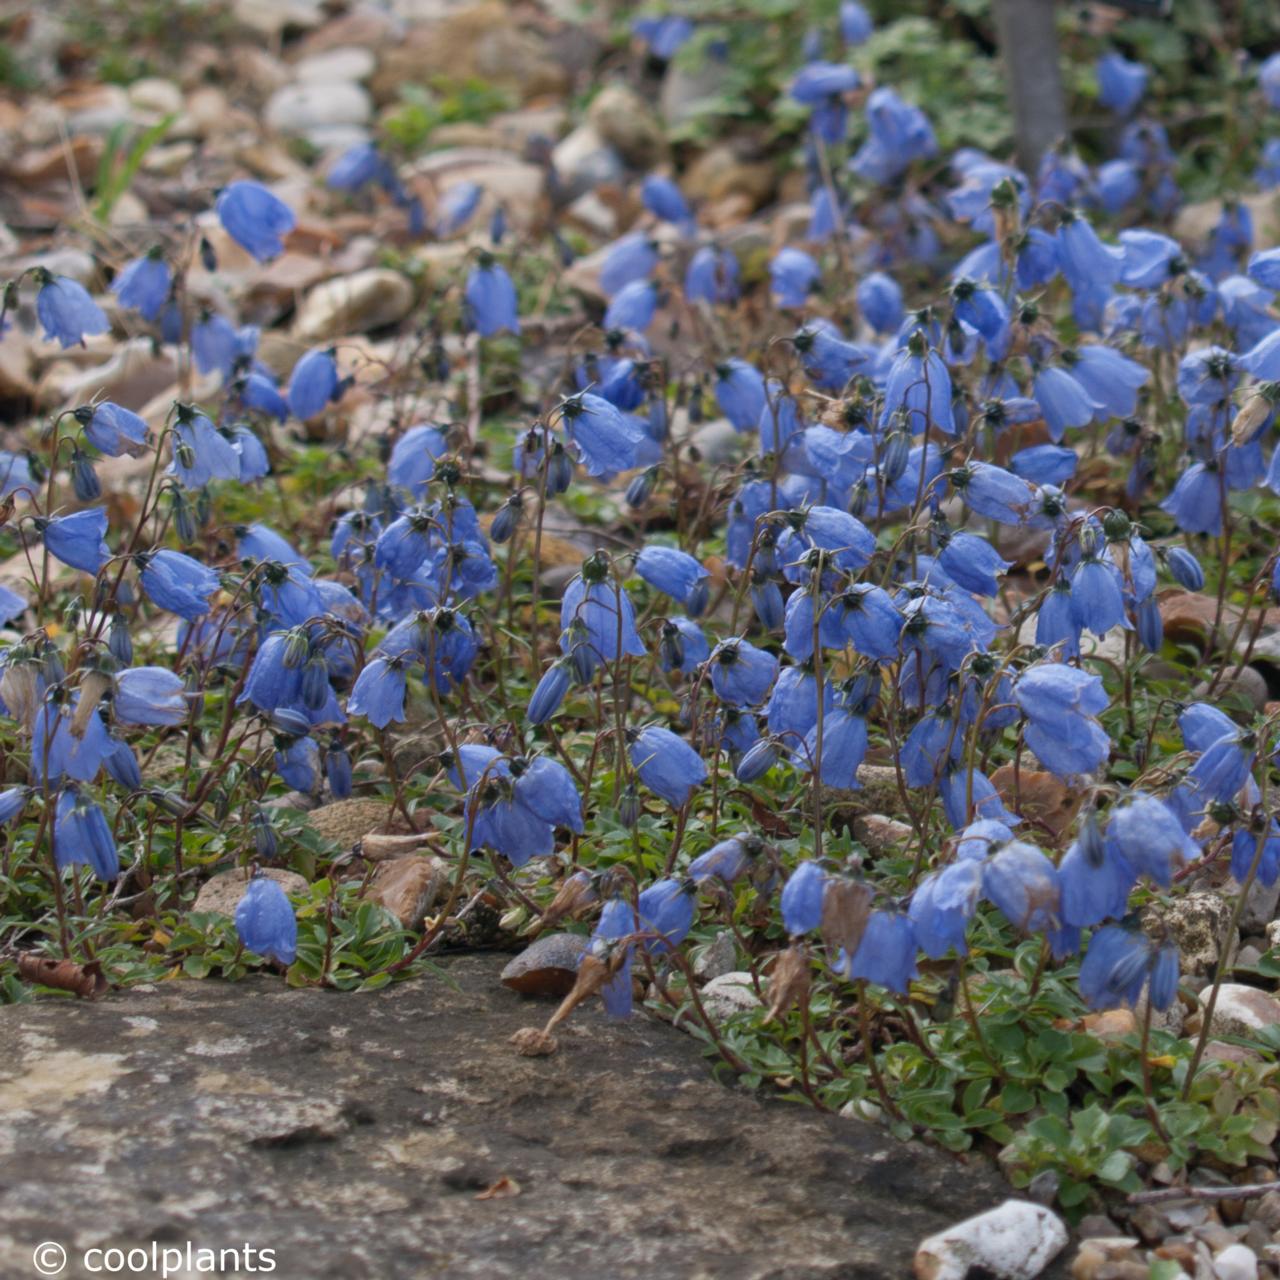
[476,1176,521,1200]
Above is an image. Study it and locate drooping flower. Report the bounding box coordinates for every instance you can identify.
[464,259,520,336]
[634,546,709,608]
[54,788,118,881]
[36,274,109,349]
[1097,51,1148,115]
[709,637,778,707]
[910,859,982,958]
[847,911,918,994]
[216,181,295,262]
[628,725,707,808]
[39,509,110,575]
[1106,793,1199,887]
[114,667,189,726]
[983,841,1061,933]
[137,550,221,621]
[348,657,409,728]
[111,253,171,321]
[287,348,341,420]
[234,876,298,964]
[781,860,826,935]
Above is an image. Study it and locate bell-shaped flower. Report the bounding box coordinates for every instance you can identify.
[464,259,520,336]
[685,246,740,304]
[910,859,982,958]
[1106,793,1198,887]
[983,840,1061,933]
[562,393,647,478]
[137,550,221,620]
[36,274,109,348]
[781,859,826,935]
[628,725,707,808]
[1058,813,1134,927]
[511,756,583,833]
[54,788,118,881]
[39,509,110,574]
[216,181,295,262]
[637,877,697,952]
[287,347,341,420]
[715,359,767,431]
[634,546,708,608]
[112,253,171,321]
[235,876,298,964]
[348,656,409,728]
[709,637,778,707]
[1097,51,1147,115]
[114,667,188,726]
[847,911,918,994]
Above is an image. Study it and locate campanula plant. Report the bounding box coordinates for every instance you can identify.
[3,0,1279,1210]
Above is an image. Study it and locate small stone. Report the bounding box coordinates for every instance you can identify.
[1148,892,1234,976]
[550,124,624,201]
[1239,875,1280,936]
[698,972,762,1022]
[586,83,666,168]
[1213,1243,1259,1280]
[233,0,324,36]
[191,867,308,917]
[127,77,184,117]
[373,5,568,105]
[25,247,98,286]
[1193,668,1269,715]
[1202,985,1280,1039]
[692,931,737,982]
[1250,1190,1280,1233]
[1131,1205,1172,1243]
[292,269,415,342]
[853,814,914,853]
[305,797,397,847]
[1025,1171,1059,1207]
[363,855,447,929]
[184,87,243,139]
[1199,1224,1243,1252]
[1166,1203,1213,1232]
[565,191,618,237]
[1076,1215,1123,1240]
[265,82,372,138]
[500,934,588,997]
[989,766,1082,839]
[1081,1008,1137,1040]
[63,85,131,136]
[914,1199,1068,1280]
[683,144,776,208]
[689,419,743,465]
[1069,1237,1145,1280]
[293,47,377,84]
[10,136,102,186]
[510,1027,558,1057]
[204,1094,348,1147]
[1244,1221,1271,1255]
[141,141,196,176]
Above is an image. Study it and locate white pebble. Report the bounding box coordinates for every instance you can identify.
[1213,1244,1258,1280]
[913,1199,1068,1280]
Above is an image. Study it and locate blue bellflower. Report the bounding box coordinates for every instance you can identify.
[216,181,295,262]
[235,876,298,964]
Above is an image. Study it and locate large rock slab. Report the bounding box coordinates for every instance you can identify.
[0,954,1065,1278]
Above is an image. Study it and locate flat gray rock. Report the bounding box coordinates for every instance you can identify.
[0,954,1066,1279]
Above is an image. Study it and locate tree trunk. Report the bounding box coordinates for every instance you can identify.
[993,0,1069,175]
